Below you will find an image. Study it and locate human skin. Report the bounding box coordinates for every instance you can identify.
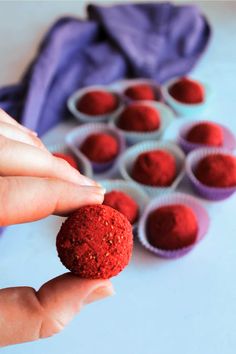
[0,109,114,347]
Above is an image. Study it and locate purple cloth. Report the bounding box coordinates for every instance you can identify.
[0,2,211,136]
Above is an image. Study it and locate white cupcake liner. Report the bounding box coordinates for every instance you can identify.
[118,140,185,197]
[138,192,209,258]
[110,101,174,146]
[47,143,93,178]
[109,78,164,103]
[67,85,124,123]
[186,147,236,201]
[178,120,236,153]
[66,123,126,178]
[100,179,149,230]
[162,77,211,117]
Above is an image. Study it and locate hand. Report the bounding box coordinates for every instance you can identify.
[0,109,114,347]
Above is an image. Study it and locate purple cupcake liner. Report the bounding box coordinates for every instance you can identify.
[65,123,126,175]
[47,143,93,178]
[186,147,236,201]
[138,192,209,259]
[67,85,124,123]
[178,120,236,154]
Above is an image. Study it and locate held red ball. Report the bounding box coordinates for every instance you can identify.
[56,205,133,279]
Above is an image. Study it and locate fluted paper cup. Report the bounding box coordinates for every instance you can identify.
[67,85,124,123]
[186,147,236,200]
[178,120,236,153]
[163,77,211,117]
[48,143,93,178]
[138,192,209,258]
[119,140,185,197]
[110,101,174,146]
[66,123,126,177]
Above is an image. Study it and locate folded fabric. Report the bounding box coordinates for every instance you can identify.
[0,2,211,136]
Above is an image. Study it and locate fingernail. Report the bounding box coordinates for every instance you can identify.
[30,131,38,137]
[83,284,115,305]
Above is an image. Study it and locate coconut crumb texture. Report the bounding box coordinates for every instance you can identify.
[56,205,133,279]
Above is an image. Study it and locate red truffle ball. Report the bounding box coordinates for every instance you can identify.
[125,84,155,101]
[80,133,119,163]
[53,152,78,169]
[195,154,236,188]
[186,122,223,147]
[118,103,160,132]
[77,90,118,116]
[146,204,198,250]
[56,205,133,279]
[132,150,176,186]
[169,77,205,104]
[103,190,139,224]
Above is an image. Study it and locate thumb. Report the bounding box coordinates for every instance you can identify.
[0,273,114,347]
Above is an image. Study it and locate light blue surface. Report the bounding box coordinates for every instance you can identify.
[1,2,236,354]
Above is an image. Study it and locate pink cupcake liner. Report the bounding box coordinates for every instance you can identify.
[47,143,93,178]
[186,147,236,201]
[138,192,209,258]
[67,85,124,123]
[110,100,174,146]
[118,140,186,197]
[65,123,126,175]
[178,120,236,154]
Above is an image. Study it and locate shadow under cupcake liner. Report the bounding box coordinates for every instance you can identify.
[186,147,236,201]
[178,120,236,154]
[138,192,210,258]
[118,140,186,197]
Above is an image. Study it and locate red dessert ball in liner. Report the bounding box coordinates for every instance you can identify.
[131,150,176,186]
[56,205,133,279]
[103,190,139,224]
[118,103,160,132]
[76,90,118,116]
[195,154,236,188]
[80,133,119,163]
[169,77,205,104]
[186,122,223,147]
[146,204,198,250]
[124,84,155,101]
[53,152,78,169]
